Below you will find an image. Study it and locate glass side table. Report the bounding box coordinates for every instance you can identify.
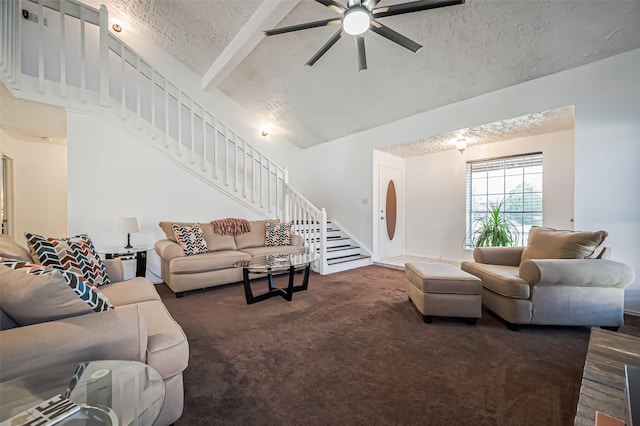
[0,360,165,426]
[97,247,152,278]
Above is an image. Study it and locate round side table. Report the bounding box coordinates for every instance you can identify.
[0,360,165,426]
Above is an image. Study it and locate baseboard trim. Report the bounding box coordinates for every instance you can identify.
[625,309,640,317]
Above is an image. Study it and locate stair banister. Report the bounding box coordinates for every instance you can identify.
[5,0,334,273]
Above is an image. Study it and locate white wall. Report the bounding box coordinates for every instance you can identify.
[66,110,268,282]
[403,130,574,262]
[0,129,67,244]
[292,48,640,313]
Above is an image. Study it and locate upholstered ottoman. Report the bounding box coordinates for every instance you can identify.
[405,262,482,324]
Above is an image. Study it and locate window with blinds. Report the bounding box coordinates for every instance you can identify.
[465,152,543,248]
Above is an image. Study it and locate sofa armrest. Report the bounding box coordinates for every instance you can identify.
[103,258,124,283]
[473,247,523,266]
[291,234,304,247]
[155,239,185,261]
[0,304,148,382]
[519,259,635,288]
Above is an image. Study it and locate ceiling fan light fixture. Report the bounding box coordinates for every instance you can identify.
[342,7,371,36]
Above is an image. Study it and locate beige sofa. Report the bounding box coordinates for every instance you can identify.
[0,236,188,426]
[155,219,305,297]
[461,227,635,330]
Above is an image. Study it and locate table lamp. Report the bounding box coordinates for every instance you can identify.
[117,217,139,249]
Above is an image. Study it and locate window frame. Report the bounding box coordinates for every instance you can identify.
[465,152,543,249]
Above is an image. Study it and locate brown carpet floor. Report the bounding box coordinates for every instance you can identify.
[157,265,640,426]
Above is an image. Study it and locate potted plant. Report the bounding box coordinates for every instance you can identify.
[473,200,519,247]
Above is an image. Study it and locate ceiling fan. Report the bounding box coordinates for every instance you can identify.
[264,0,465,71]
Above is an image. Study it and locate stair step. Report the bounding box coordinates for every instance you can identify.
[326,245,361,259]
[326,245,360,252]
[327,254,371,265]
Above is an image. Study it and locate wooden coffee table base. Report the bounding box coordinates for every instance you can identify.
[242,264,311,305]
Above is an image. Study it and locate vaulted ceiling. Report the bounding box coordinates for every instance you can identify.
[88,0,640,148]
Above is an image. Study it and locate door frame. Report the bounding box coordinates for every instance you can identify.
[372,150,405,261]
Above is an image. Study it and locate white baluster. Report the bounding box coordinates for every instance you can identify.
[150,70,156,139]
[136,56,141,129]
[120,42,126,119]
[80,6,86,100]
[233,133,238,192]
[99,4,108,105]
[213,120,218,179]
[177,91,182,157]
[202,108,207,172]
[242,138,247,198]
[259,153,264,208]
[59,0,66,96]
[224,126,228,186]
[163,79,170,148]
[37,0,44,93]
[190,99,195,165]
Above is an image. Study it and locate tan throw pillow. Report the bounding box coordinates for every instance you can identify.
[0,261,114,326]
[521,226,608,261]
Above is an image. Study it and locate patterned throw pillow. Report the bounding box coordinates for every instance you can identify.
[172,223,209,255]
[265,222,292,246]
[25,233,111,287]
[0,258,114,313]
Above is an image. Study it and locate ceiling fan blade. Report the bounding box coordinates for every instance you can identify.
[370,21,422,52]
[306,29,345,67]
[355,35,367,71]
[372,0,464,19]
[264,17,341,36]
[314,0,346,14]
[363,0,382,10]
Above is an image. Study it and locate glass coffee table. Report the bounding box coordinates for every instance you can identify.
[233,252,320,304]
[0,360,164,426]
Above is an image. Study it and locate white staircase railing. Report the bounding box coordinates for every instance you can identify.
[2,0,289,219]
[0,0,333,273]
[284,186,328,274]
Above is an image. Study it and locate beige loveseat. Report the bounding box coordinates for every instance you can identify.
[0,236,188,426]
[461,227,635,330]
[155,219,305,297]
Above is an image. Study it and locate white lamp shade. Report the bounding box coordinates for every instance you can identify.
[117,217,139,234]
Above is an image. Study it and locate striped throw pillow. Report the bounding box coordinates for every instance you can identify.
[25,233,111,287]
[265,222,292,246]
[172,223,209,255]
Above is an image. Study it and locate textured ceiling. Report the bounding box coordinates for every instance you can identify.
[381,105,574,157]
[72,1,640,149]
[100,0,262,74]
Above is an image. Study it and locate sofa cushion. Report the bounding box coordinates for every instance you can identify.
[265,222,292,246]
[172,224,209,256]
[240,245,306,257]
[159,222,236,251]
[521,226,608,261]
[235,219,280,250]
[0,235,32,262]
[137,301,189,379]
[25,233,110,286]
[99,277,161,306]
[170,250,251,274]
[461,261,530,299]
[405,263,481,295]
[0,262,113,326]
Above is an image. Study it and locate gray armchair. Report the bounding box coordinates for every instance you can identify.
[461,227,635,330]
